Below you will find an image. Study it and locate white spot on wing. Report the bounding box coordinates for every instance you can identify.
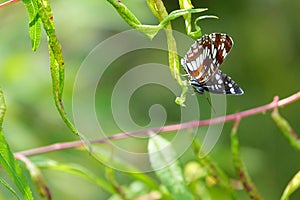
[195,57,200,69]
[221,42,225,50]
[222,50,227,58]
[212,46,217,59]
[187,62,193,71]
[199,54,203,65]
[193,47,199,53]
[210,63,214,72]
[191,61,197,70]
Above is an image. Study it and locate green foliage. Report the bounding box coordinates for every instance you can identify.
[193,140,237,199]
[271,108,300,152]
[0,90,33,200]
[148,135,194,200]
[0,89,5,127]
[22,0,41,51]
[91,146,159,191]
[107,0,210,40]
[271,108,300,199]
[230,121,263,200]
[107,0,216,106]
[0,177,22,200]
[21,156,50,200]
[21,0,92,150]
[34,157,115,194]
[0,0,300,199]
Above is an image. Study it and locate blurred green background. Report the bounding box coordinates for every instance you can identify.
[0,0,300,199]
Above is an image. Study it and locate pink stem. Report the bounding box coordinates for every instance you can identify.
[0,0,20,8]
[17,91,300,157]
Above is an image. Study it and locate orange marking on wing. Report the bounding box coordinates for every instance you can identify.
[189,63,203,78]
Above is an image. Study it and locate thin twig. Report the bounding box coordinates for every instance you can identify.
[230,119,263,200]
[17,91,300,157]
[271,96,300,152]
[0,0,20,8]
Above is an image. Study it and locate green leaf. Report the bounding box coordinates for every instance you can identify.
[0,89,34,200]
[183,162,212,199]
[92,146,159,191]
[0,178,22,200]
[108,181,161,200]
[107,0,210,40]
[281,171,300,200]
[271,108,300,152]
[159,8,207,28]
[36,0,91,150]
[179,0,218,38]
[0,89,6,127]
[127,181,159,199]
[179,0,194,35]
[189,15,218,38]
[147,0,189,106]
[148,135,194,200]
[192,140,237,198]
[22,0,42,51]
[34,157,115,194]
[107,0,215,106]
[36,0,64,98]
[23,157,51,200]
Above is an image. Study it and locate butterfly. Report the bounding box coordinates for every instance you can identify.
[181,33,244,95]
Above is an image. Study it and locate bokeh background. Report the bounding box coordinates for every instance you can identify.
[0,0,300,199]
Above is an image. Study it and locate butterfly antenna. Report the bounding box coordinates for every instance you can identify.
[203,92,216,114]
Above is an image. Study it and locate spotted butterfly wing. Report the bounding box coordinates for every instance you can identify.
[181,33,243,95]
[190,69,244,94]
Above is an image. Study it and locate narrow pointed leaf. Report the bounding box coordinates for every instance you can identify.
[0,178,22,200]
[0,89,6,126]
[147,0,189,106]
[148,135,193,200]
[0,90,34,200]
[22,156,52,200]
[159,8,207,27]
[34,158,115,194]
[36,0,91,149]
[107,0,210,40]
[179,0,194,35]
[22,0,41,51]
[107,0,214,105]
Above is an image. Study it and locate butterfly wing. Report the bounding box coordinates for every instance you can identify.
[181,33,233,85]
[197,69,244,95]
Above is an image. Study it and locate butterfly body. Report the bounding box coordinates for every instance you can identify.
[181,33,244,95]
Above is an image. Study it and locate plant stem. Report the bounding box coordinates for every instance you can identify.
[16,91,300,157]
[0,0,20,8]
[230,119,263,200]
